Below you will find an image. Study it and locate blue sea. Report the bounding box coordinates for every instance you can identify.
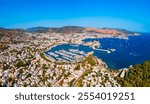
[45,33,150,69]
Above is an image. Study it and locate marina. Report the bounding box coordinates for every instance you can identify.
[44,34,150,69]
[44,45,89,62]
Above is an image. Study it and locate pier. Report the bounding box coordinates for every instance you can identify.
[44,48,87,63]
[94,48,111,53]
[94,48,116,53]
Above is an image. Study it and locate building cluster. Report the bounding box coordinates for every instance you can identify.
[0,31,122,87]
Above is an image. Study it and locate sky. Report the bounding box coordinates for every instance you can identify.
[0,0,150,32]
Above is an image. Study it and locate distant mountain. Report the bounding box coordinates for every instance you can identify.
[112,28,136,34]
[0,26,139,37]
[53,26,85,33]
[83,27,137,36]
[0,27,5,30]
[25,26,137,35]
[0,28,24,32]
[26,26,85,33]
[26,27,49,33]
[0,28,25,43]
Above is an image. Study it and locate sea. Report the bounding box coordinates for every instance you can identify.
[45,33,150,69]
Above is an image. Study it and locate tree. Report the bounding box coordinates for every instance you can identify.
[115,61,150,87]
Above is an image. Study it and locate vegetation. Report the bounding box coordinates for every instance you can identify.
[75,68,92,87]
[3,63,10,70]
[42,64,49,69]
[55,61,67,65]
[82,55,97,66]
[64,72,71,78]
[74,55,97,87]
[115,61,150,87]
[40,53,51,62]
[26,73,32,78]
[15,60,31,68]
[74,64,80,70]
[68,79,76,87]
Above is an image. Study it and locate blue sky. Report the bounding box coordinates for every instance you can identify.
[0,0,150,32]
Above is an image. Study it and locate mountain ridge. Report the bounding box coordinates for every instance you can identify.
[25,26,137,35]
[0,26,139,36]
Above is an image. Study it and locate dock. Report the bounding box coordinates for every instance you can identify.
[94,48,111,53]
[44,49,86,63]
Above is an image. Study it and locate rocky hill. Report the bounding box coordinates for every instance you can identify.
[0,28,27,43]
[25,26,136,36]
[0,26,138,41]
[26,26,85,33]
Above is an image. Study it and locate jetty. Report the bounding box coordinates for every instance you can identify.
[94,48,111,53]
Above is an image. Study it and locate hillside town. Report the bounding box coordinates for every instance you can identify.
[0,27,134,87]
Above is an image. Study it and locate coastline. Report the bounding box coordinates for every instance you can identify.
[43,33,149,70]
